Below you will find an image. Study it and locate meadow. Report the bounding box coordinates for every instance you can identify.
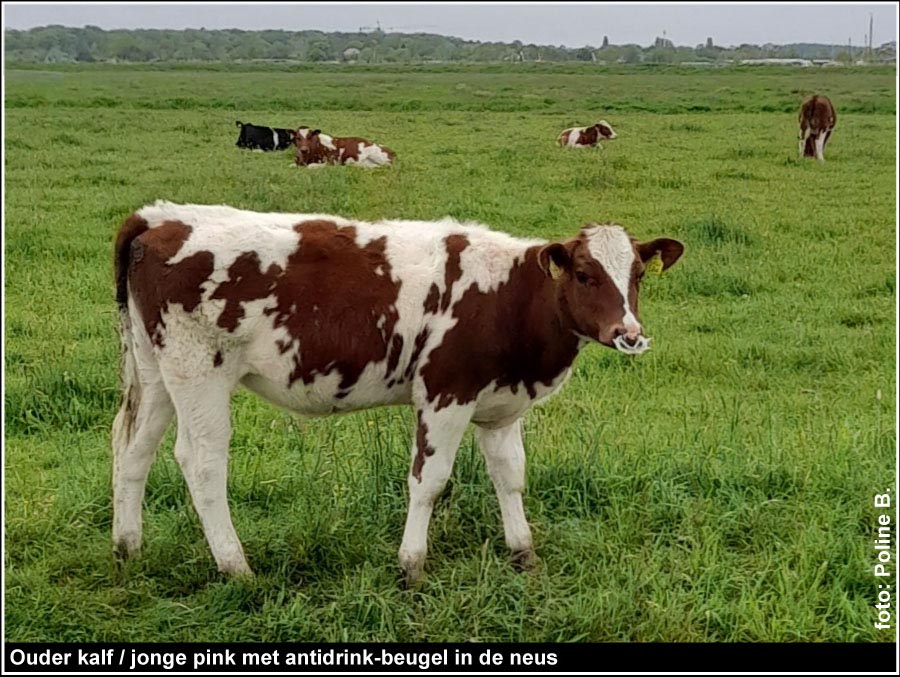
[4,63,896,642]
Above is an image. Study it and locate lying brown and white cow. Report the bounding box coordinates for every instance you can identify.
[293,127,395,168]
[112,200,683,583]
[557,120,617,148]
[798,95,837,161]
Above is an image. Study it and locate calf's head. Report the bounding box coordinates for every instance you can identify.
[538,224,683,355]
[594,120,617,140]
[293,127,323,163]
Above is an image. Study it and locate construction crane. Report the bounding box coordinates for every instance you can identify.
[359,21,392,33]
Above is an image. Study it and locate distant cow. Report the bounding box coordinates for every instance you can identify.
[112,200,684,583]
[557,121,618,148]
[235,121,295,152]
[798,95,837,161]
[293,127,395,168]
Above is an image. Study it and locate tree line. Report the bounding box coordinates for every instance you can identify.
[5,25,888,65]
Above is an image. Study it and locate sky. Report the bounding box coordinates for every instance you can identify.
[3,3,898,49]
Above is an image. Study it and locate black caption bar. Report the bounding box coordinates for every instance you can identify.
[4,642,897,673]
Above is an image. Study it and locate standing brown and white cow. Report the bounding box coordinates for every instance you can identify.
[557,120,617,148]
[112,201,683,584]
[293,127,395,168]
[798,95,837,161]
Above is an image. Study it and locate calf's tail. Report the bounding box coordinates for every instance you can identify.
[112,215,149,457]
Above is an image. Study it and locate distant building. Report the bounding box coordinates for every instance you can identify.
[740,58,813,67]
[875,41,896,64]
[44,46,74,63]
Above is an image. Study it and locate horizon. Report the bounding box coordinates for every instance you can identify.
[6,22,898,51]
[3,3,897,50]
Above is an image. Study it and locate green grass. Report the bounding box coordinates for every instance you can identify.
[4,64,896,642]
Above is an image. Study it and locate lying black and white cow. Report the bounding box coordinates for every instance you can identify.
[235,121,295,152]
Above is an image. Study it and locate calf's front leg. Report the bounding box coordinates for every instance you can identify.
[474,419,537,570]
[399,404,473,586]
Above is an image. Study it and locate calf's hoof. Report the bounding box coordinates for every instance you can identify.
[218,556,255,579]
[399,554,425,589]
[226,568,255,581]
[511,548,539,572]
[112,536,140,563]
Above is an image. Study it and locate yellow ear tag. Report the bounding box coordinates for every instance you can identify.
[549,259,563,280]
[645,252,664,277]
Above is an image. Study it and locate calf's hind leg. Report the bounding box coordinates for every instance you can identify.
[112,377,174,560]
[112,320,175,560]
[814,131,827,162]
[475,419,537,570]
[164,371,252,577]
[399,404,474,586]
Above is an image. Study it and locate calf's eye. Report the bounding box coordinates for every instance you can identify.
[576,271,590,285]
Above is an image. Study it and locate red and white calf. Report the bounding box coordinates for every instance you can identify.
[293,127,395,168]
[557,120,617,148]
[112,201,683,583]
[799,95,837,161]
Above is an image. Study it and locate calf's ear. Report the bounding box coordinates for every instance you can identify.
[311,129,321,136]
[538,242,573,280]
[636,238,684,272]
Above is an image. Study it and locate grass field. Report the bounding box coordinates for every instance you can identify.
[4,64,896,642]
